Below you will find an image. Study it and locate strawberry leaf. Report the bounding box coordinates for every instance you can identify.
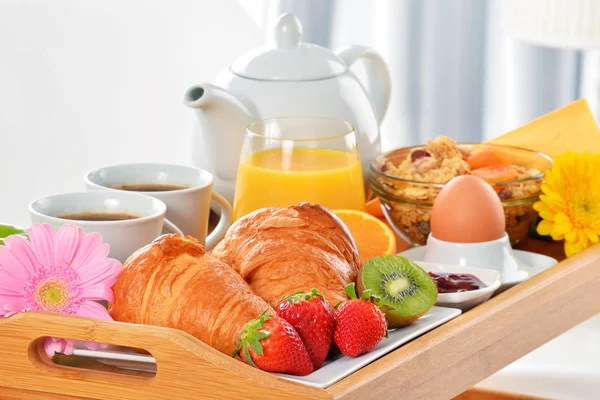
[278,288,325,305]
[344,283,357,300]
[243,343,255,368]
[278,290,305,305]
[248,337,264,355]
[233,310,274,368]
[360,289,373,301]
[232,340,242,358]
[255,331,271,340]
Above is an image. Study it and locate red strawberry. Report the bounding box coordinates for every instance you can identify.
[232,311,313,376]
[333,283,387,357]
[276,288,335,369]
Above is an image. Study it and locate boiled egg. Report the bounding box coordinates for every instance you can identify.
[430,175,505,243]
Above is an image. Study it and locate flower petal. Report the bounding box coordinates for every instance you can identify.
[551,233,566,241]
[537,220,555,236]
[28,224,57,267]
[0,265,26,294]
[533,201,557,217]
[3,235,41,276]
[82,341,109,351]
[54,224,84,269]
[577,229,589,245]
[538,211,555,221]
[43,337,69,358]
[0,245,31,282]
[0,286,21,296]
[533,201,544,212]
[553,212,573,235]
[0,296,28,316]
[585,229,599,244]
[565,230,578,243]
[77,259,122,289]
[63,339,76,355]
[69,233,109,272]
[43,338,57,358]
[77,300,112,321]
[80,284,114,303]
[565,241,585,258]
[0,293,23,303]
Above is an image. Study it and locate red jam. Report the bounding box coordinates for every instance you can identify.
[428,272,486,293]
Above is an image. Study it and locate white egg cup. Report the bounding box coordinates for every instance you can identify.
[421,232,537,291]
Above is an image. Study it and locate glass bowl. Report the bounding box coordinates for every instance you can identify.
[370,143,552,246]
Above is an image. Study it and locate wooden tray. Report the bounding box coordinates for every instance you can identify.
[0,238,598,400]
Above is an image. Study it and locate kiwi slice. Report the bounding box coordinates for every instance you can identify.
[358,256,438,328]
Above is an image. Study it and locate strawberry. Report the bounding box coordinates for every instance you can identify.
[276,288,335,369]
[333,283,387,357]
[232,311,313,376]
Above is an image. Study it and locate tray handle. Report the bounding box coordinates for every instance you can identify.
[0,311,329,400]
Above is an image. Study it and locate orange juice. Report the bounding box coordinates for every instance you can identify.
[234,148,365,220]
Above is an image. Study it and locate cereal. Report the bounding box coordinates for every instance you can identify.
[372,136,547,245]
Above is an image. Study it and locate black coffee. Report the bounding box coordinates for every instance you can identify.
[117,184,187,192]
[60,212,139,221]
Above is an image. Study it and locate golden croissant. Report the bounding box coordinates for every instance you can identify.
[212,203,362,307]
[109,234,272,356]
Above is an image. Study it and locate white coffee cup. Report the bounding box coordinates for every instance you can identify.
[29,191,182,262]
[84,163,232,249]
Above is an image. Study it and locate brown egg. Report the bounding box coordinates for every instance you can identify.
[430,175,505,243]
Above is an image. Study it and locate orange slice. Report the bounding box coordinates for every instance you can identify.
[471,164,518,183]
[332,209,396,261]
[365,197,384,218]
[467,147,513,169]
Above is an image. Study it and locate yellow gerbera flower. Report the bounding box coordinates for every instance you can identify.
[534,152,600,257]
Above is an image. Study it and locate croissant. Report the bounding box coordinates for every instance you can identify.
[109,234,272,356]
[211,203,362,307]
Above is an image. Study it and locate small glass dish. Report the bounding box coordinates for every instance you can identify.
[370,143,552,246]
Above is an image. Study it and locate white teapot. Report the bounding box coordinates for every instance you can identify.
[184,13,391,202]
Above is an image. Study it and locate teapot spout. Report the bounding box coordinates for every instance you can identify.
[183,83,253,203]
[184,83,252,117]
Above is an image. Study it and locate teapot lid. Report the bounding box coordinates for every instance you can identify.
[230,13,347,81]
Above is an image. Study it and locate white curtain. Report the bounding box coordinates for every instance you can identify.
[258,0,589,151]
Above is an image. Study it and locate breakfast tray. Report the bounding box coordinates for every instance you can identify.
[0,238,598,400]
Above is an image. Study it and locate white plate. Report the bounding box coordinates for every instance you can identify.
[72,306,461,389]
[398,247,557,292]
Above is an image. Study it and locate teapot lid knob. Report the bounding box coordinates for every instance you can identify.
[230,12,346,80]
[274,13,302,48]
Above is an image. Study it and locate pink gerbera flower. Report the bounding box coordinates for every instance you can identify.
[0,223,122,358]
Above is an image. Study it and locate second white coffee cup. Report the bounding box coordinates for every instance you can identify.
[84,163,232,249]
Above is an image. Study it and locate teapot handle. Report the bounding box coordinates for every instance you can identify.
[336,45,392,126]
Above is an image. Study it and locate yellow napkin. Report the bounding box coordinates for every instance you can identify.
[485,98,600,157]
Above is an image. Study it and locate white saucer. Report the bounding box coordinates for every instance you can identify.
[398,246,557,293]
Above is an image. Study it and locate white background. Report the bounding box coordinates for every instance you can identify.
[0,0,263,224]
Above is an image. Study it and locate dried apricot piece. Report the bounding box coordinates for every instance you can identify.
[471,165,518,183]
[467,147,512,169]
